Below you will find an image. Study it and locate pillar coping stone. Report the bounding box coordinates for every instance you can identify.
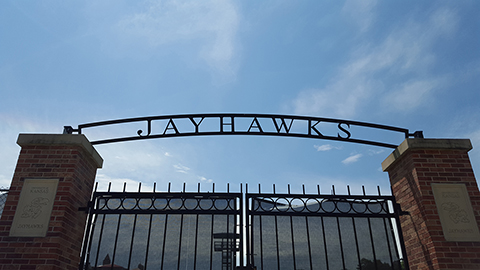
[382,138,472,172]
[17,133,103,168]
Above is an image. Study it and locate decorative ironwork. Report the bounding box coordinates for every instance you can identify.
[79,183,409,270]
[245,186,409,270]
[64,113,423,148]
[249,195,396,217]
[93,192,238,214]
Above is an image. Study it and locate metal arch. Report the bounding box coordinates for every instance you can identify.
[64,113,423,148]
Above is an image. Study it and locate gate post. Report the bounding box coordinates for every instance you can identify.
[0,134,102,270]
[382,139,480,270]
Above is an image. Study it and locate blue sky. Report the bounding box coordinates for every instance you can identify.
[1,0,479,194]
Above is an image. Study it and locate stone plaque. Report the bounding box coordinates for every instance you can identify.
[432,183,480,242]
[10,178,59,237]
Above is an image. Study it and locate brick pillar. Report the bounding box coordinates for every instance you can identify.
[382,139,480,270]
[0,134,103,270]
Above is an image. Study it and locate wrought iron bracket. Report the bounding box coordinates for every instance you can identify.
[78,201,93,213]
[408,131,424,138]
[63,126,79,134]
[396,203,410,216]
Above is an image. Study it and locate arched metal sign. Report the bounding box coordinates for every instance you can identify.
[64,113,423,148]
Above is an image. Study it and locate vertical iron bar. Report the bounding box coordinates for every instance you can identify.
[81,183,98,269]
[110,213,123,270]
[177,212,184,270]
[127,212,139,270]
[383,217,396,268]
[290,216,297,270]
[144,213,153,270]
[79,197,96,269]
[388,217,402,270]
[161,214,169,270]
[93,208,107,268]
[143,183,155,270]
[367,217,378,270]
[110,184,127,270]
[210,214,215,270]
[364,186,378,270]
[348,187,362,270]
[393,203,410,270]
[126,183,142,269]
[288,185,297,270]
[336,216,346,270]
[386,200,402,269]
[239,183,244,268]
[305,216,313,270]
[321,216,329,270]
[259,214,264,270]
[194,213,199,270]
[245,184,251,267]
[274,202,280,270]
[301,186,314,270]
[194,183,201,270]
[80,210,95,270]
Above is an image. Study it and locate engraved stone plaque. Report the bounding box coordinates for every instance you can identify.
[432,183,480,242]
[10,178,59,237]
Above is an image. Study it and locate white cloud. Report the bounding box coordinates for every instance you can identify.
[314,144,341,151]
[174,164,191,174]
[198,176,213,183]
[342,154,363,164]
[368,149,385,155]
[109,0,239,75]
[0,114,50,187]
[382,80,438,111]
[292,6,459,118]
[95,174,144,192]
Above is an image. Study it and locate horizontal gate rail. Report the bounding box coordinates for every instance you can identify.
[88,192,241,215]
[247,193,401,218]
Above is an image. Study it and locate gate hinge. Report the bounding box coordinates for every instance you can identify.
[396,203,410,216]
[78,201,93,213]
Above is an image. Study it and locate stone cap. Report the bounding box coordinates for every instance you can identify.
[17,134,103,168]
[382,138,472,172]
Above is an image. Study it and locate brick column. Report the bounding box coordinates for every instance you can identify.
[0,134,103,270]
[382,139,480,270]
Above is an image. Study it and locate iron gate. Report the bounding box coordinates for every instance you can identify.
[80,184,408,270]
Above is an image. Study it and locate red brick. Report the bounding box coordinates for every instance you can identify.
[0,137,100,270]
